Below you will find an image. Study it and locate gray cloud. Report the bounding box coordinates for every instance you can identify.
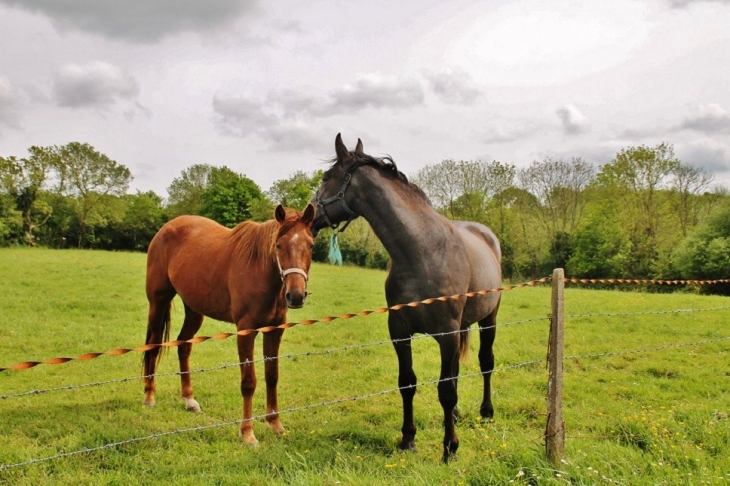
[327,74,425,113]
[556,104,590,136]
[0,0,258,43]
[213,74,426,150]
[266,89,327,117]
[53,62,139,108]
[424,68,481,105]
[614,126,665,140]
[668,0,730,7]
[263,124,327,152]
[212,92,277,137]
[0,77,22,129]
[480,122,541,144]
[677,140,730,175]
[212,92,323,151]
[680,103,730,134]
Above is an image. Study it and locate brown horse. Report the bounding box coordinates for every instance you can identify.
[311,135,502,462]
[142,204,315,445]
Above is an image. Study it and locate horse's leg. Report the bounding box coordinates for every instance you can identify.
[391,331,418,452]
[177,303,204,412]
[142,292,173,408]
[478,298,500,420]
[437,329,461,463]
[263,328,285,434]
[237,330,259,446]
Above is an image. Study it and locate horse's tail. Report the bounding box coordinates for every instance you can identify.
[459,326,471,363]
[142,300,172,370]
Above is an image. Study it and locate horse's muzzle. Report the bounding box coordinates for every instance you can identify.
[285,290,308,309]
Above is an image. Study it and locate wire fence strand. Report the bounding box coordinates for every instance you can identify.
[2,275,729,471]
[0,277,550,373]
[0,317,544,401]
[3,325,729,470]
[3,304,728,401]
[0,358,543,471]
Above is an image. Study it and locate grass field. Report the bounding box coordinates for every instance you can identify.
[0,247,729,485]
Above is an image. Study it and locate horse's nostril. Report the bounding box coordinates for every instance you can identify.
[285,292,292,302]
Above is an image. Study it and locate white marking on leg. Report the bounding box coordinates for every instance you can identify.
[183,397,201,412]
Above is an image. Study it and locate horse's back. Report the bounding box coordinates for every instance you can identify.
[146,216,230,297]
[453,221,502,324]
[149,215,228,259]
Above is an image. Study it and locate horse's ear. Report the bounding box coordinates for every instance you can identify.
[275,204,286,223]
[335,133,350,162]
[355,138,364,155]
[301,203,315,225]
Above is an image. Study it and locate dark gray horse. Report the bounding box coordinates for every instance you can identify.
[311,134,502,462]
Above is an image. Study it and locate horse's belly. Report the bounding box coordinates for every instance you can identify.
[461,292,500,325]
[169,273,234,323]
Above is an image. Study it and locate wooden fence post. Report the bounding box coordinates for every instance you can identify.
[546,267,565,466]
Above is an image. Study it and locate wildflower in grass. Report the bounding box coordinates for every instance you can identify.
[386,463,396,468]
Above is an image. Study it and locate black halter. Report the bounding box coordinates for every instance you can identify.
[315,161,362,235]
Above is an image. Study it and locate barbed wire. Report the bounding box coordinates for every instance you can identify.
[565,335,730,361]
[4,303,729,401]
[0,278,550,373]
[3,333,728,471]
[564,305,730,320]
[0,358,544,471]
[4,274,727,373]
[0,316,551,401]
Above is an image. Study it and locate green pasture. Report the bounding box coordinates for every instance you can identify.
[0,248,729,485]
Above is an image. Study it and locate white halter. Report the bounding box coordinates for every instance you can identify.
[276,252,309,282]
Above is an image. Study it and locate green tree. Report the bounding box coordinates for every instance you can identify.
[0,148,58,244]
[55,142,133,247]
[412,159,515,223]
[595,143,679,277]
[266,170,323,210]
[198,166,266,227]
[119,191,167,250]
[669,163,714,237]
[567,188,628,278]
[518,157,595,270]
[0,191,22,244]
[672,198,730,294]
[166,164,213,218]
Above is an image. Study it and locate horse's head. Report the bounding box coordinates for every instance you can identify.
[275,203,315,309]
[310,133,367,237]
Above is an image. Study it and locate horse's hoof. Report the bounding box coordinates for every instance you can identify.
[142,401,155,408]
[266,420,286,435]
[480,404,494,420]
[183,397,201,412]
[442,440,459,463]
[239,431,259,447]
[441,452,456,464]
[398,440,417,453]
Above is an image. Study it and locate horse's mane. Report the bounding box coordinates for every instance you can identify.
[228,209,304,270]
[329,152,432,206]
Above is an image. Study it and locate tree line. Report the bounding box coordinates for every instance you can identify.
[2,141,729,291]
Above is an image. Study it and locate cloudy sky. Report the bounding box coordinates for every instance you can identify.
[1,0,730,197]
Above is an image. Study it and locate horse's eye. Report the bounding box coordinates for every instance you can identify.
[276,243,281,250]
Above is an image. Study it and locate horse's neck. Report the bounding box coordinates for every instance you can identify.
[357,177,449,265]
